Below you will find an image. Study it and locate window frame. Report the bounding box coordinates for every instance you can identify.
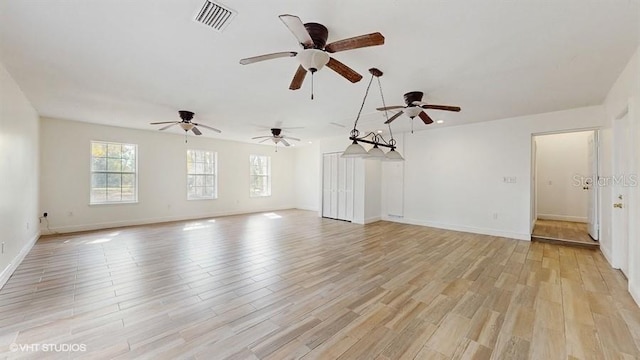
[249,154,271,197]
[90,141,138,205]
[186,149,218,201]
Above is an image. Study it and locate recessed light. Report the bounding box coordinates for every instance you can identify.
[377,130,383,133]
[436,120,444,124]
[308,141,312,144]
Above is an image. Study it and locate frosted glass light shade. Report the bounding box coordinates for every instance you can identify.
[404,107,422,118]
[342,141,369,158]
[298,49,330,72]
[367,145,386,159]
[384,148,405,161]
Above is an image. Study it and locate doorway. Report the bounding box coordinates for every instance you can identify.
[531,130,599,247]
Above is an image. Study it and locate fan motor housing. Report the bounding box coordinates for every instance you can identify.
[179,110,195,121]
[304,22,329,49]
[271,128,282,136]
[404,91,424,106]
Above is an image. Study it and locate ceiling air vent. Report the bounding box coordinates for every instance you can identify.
[194,0,236,32]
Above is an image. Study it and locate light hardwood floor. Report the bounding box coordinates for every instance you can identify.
[1,210,639,359]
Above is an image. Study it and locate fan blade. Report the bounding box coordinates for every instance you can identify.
[150,121,179,125]
[158,122,179,131]
[240,52,297,65]
[191,126,202,136]
[252,136,271,139]
[326,57,362,83]
[418,111,434,124]
[376,105,405,111]
[325,32,385,53]
[289,65,307,90]
[282,135,300,141]
[279,15,314,48]
[384,111,404,124]
[413,102,461,112]
[259,138,272,143]
[281,138,291,147]
[192,122,221,133]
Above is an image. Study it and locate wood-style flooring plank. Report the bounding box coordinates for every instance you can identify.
[0,210,638,359]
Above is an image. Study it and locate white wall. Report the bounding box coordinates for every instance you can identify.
[0,62,40,288]
[40,117,296,233]
[383,106,605,240]
[294,142,320,211]
[602,46,640,303]
[535,131,592,222]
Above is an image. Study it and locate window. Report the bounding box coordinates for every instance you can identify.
[250,155,271,197]
[90,141,137,204]
[187,149,217,200]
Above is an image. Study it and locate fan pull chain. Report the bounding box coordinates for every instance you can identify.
[411,119,414,134]
[310,72,314,100]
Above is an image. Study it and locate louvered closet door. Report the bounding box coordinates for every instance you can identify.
[337,157,354,221]
[322,153,353,221]
[322,154,338,219]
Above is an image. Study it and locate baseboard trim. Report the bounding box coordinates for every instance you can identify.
[41,207,297,235]
[537,214,588,223]
[0,231,40,290]
[364,216,381,224]
[385,217,530,241]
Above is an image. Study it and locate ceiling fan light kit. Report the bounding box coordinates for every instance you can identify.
[298,49,329,72]
[341,68,404,162]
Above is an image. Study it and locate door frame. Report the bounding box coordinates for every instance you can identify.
[530,127,601,238]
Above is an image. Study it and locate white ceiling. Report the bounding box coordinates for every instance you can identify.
[1,0,638,144]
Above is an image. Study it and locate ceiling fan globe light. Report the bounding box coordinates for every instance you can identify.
[180,123,194,131]
[404,106,422,118]
[298,49,329,72]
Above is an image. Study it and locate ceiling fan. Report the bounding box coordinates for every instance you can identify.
[377,91,461,132]
[239,14,385,98]
[252,128,300,148]
[150,110,221,137]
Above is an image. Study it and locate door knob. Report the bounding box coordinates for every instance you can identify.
[614,203,623,208]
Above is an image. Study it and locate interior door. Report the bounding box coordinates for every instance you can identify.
[613,113,630,275]
[322,153,353,221]
[587,131,599,240]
